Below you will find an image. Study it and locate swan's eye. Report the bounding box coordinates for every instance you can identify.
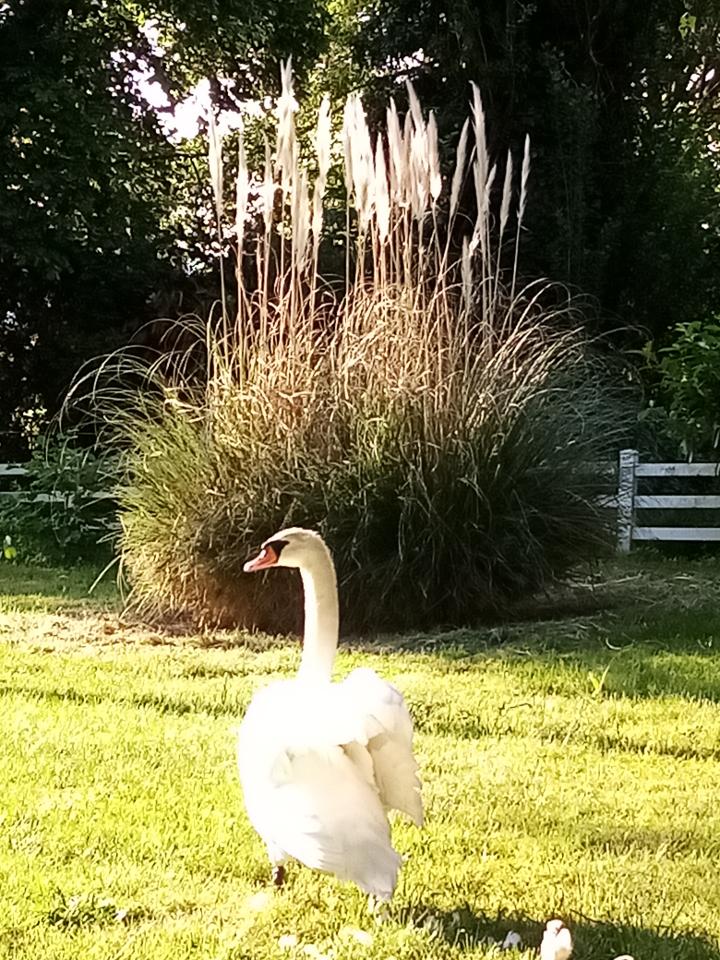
[243,538,289,573]
[243,540,288,573]
[266,538,289,558]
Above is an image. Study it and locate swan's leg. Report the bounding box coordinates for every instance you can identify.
[367,894,390,923]
[266,842,287,889]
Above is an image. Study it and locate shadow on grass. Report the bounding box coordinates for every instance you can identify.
[572,822,720,860]
[6,557,720,707]
[408,904,720,959]
[6,641,720,733]
[376,596,720,704]
[543,641,720,705]
[0,563,118,613]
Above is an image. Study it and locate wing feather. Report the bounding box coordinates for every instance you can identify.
[238,681,402,899]
[339,667,424,826]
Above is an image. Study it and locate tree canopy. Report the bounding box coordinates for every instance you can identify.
[1,0,719,457]
[0,0,326,456]
[326,0,720,336]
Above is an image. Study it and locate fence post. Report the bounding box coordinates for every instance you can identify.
[617,448,638,554]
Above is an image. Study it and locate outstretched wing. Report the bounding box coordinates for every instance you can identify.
[339,667,424,826]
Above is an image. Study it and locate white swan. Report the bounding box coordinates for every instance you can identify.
[237,527,423,901]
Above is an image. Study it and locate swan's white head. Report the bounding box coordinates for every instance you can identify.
[243,527,327,573]
[244,527,338,680]
[545,920,566,935]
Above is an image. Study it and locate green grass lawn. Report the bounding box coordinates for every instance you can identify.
[2,558,720,959]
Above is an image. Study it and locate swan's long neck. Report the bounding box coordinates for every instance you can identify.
[298,543,339,683]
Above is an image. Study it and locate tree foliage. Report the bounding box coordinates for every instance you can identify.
[0,0,326,457]
[642,317,720,458]
[1,0,719,459]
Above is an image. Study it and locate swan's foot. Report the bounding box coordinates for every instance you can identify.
[272,865,286,888]
[367,895,390,924]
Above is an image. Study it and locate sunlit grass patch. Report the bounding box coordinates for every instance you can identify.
[2,559,720,957]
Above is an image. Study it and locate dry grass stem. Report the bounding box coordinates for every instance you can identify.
[76,61,625,631]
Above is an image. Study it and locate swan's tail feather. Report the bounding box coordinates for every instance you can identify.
[345,842,402,901]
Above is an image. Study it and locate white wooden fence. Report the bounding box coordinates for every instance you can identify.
[0,463,58,502]
[0,463,113,504]
[3,454,720,553]
[0,464,27,478]
[614,448,720,553]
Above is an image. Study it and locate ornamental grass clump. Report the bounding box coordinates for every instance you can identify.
[75,65,628,631]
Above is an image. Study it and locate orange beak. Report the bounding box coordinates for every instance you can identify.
[243,542,280,573]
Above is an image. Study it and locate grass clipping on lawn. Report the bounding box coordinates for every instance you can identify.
[74,65,629,631]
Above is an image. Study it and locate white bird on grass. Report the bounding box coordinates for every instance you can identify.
[501,930,523,950]
[237,527,423,901]
[540,919,573,960]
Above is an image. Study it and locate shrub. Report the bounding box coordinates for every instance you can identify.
[74,69,630,631]
[641,318,720,460]
[0,438,116,565]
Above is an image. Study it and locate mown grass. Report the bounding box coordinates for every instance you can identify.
[0,564,118,614]
[2,557,720,958]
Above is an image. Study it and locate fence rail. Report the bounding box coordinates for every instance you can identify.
[0,464,68,504]
[615,448,720,553]
[3,455,720,552]
[0,464,112,505]
[0,464,29,477]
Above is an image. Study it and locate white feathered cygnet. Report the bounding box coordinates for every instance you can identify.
[540,919,573,960]
[501,930,523,949]
[237,528,423,901]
